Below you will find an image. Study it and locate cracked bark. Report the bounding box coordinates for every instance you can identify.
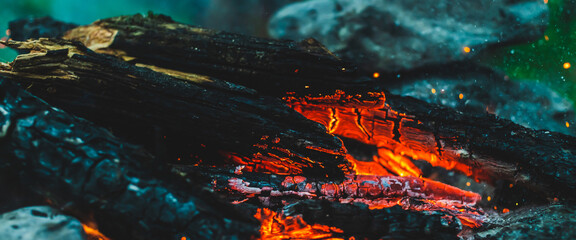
[285,200,461,240]
[4,13,576,209]
[0,79,258,240]
[4,14,576,201]
[0,38,350,179]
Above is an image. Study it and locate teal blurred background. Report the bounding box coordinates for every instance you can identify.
[1,0,575,106]
[0,0,208,61]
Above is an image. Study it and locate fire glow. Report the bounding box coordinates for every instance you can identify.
[226,90,489,238]
[284,91,484,180]
[255,208,344,240]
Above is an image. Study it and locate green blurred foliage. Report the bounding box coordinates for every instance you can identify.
[480,0,576,104]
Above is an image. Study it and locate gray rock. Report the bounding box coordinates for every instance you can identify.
[0,206,86,240]
[469,204,576,240]
[269,0,548,71]
[386,65,576,136]
[203,0,300,36]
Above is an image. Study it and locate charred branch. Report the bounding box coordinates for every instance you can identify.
[0,38,350,179]
[186,167,485,228]
[54,13,370,95]
[0,79,258,240]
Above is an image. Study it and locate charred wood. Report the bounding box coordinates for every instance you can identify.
[286,91,576,201]
[0,79,258,240]
[19,14,576,201]
[6,13,576,204]
[9,14,371,95]
[0,38,350,178]
[185,166,485,228]
[386,93,576,200]
[285,200,461,240]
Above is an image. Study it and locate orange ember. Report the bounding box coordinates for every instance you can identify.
[285,91,484,180]
[226,89,490,239]
[255,208,344,240]
[82,224,110,240]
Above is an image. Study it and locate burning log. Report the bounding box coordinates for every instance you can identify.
[197,168,485,228]
[4,13,576,239]
[285,91,576,201]
[21,14,574,201]
[0,79,258,239]
[0,38,350,179]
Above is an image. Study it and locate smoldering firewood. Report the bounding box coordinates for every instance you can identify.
[284,200,461,240]
[0,79,258,240]
[184,166,484,228]
[28,14,576,200]
[285,91,576,202]
[0,38,350,178]
[7,15,576,199]
[12,13,370,95]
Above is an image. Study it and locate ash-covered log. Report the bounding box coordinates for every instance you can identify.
[0,79,258,240]
[0,38,350,178]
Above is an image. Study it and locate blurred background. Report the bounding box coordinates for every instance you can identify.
[480,0,576,111]
[0,0,574,134]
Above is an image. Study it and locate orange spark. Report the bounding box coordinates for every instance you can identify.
[567,122,570,128]
[544,35,549,41]
[82,224,110,240]
[431,88,436,94]
[459,93,464,100]
[502,208,510,213]
[463,46,471,53]
[564,62,571,69]
[255,208,343,240]
[373,72,380,78]
[487,196,491,201]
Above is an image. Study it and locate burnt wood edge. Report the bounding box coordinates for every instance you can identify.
[0,78,258,240]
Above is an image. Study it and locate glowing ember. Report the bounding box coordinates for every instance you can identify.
[254,208,343,240]
[564,62,571,69]
[285,91,484,180]
[229,174,485,228]
[82,224,110,240]
[224,89,491,238]
[463,46,471,53]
